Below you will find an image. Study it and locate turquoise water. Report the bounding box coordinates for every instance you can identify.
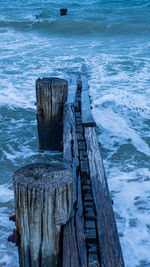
[1,1,150,266]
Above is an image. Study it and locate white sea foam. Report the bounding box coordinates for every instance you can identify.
[0,186,14,203]
[0,254,18,267]
[0,79,36,109]
[93,90,150,119]
[93,107,150,156]
[3,144,39,162]
[0,1,150,266]
[108,168,150,267]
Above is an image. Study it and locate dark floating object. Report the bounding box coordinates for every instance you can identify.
[60,8,68,16]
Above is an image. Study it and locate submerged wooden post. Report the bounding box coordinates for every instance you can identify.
[13,163,73,267]
[36,77,68,151]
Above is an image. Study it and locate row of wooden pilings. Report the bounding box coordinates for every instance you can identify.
[9,75,125,267]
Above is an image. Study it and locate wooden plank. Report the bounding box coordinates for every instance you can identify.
[75,171,87,267]
[84,127,125,267]
[81,74,96,127]
[67,73,79,104]
[62,218,80,267]
[63,104,75,164]
[62,103,79,267]
[62,103,87,267]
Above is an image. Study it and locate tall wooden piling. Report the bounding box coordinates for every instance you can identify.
[36,77,68,151]
[13,163,73,267]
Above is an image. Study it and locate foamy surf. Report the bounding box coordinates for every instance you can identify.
[93,108,150,157]
[0,186,13,203]
[1,0,150,266]
[108,168,150,267]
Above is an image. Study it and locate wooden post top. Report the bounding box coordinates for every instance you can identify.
[36,77,68,86]
[13,163,72,192]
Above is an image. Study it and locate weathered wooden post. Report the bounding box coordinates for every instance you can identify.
[36,77,68,151]
[13,163,73,267]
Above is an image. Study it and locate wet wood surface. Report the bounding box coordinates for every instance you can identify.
[12,73,125,267]
[81,74,96,127]
[85,127,125,267]
[13,163,73,267]
[62,73,125,267]
[36,77,68,151]
[62,100,87,267]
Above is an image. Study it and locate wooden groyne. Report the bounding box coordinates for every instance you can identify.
[62,73,124,267]
[9,73,125,267]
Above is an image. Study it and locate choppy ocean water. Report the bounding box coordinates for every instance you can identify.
[0,1,150,266]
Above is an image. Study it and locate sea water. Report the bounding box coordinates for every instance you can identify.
[0,1,150,266]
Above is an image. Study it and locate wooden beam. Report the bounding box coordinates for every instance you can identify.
[62,103,87,267]
[81,74,96,127]
[67,73,78,104]
[84,127,125,267]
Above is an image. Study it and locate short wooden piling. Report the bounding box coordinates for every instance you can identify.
[36,77,68,151]
[13,163,73,267]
